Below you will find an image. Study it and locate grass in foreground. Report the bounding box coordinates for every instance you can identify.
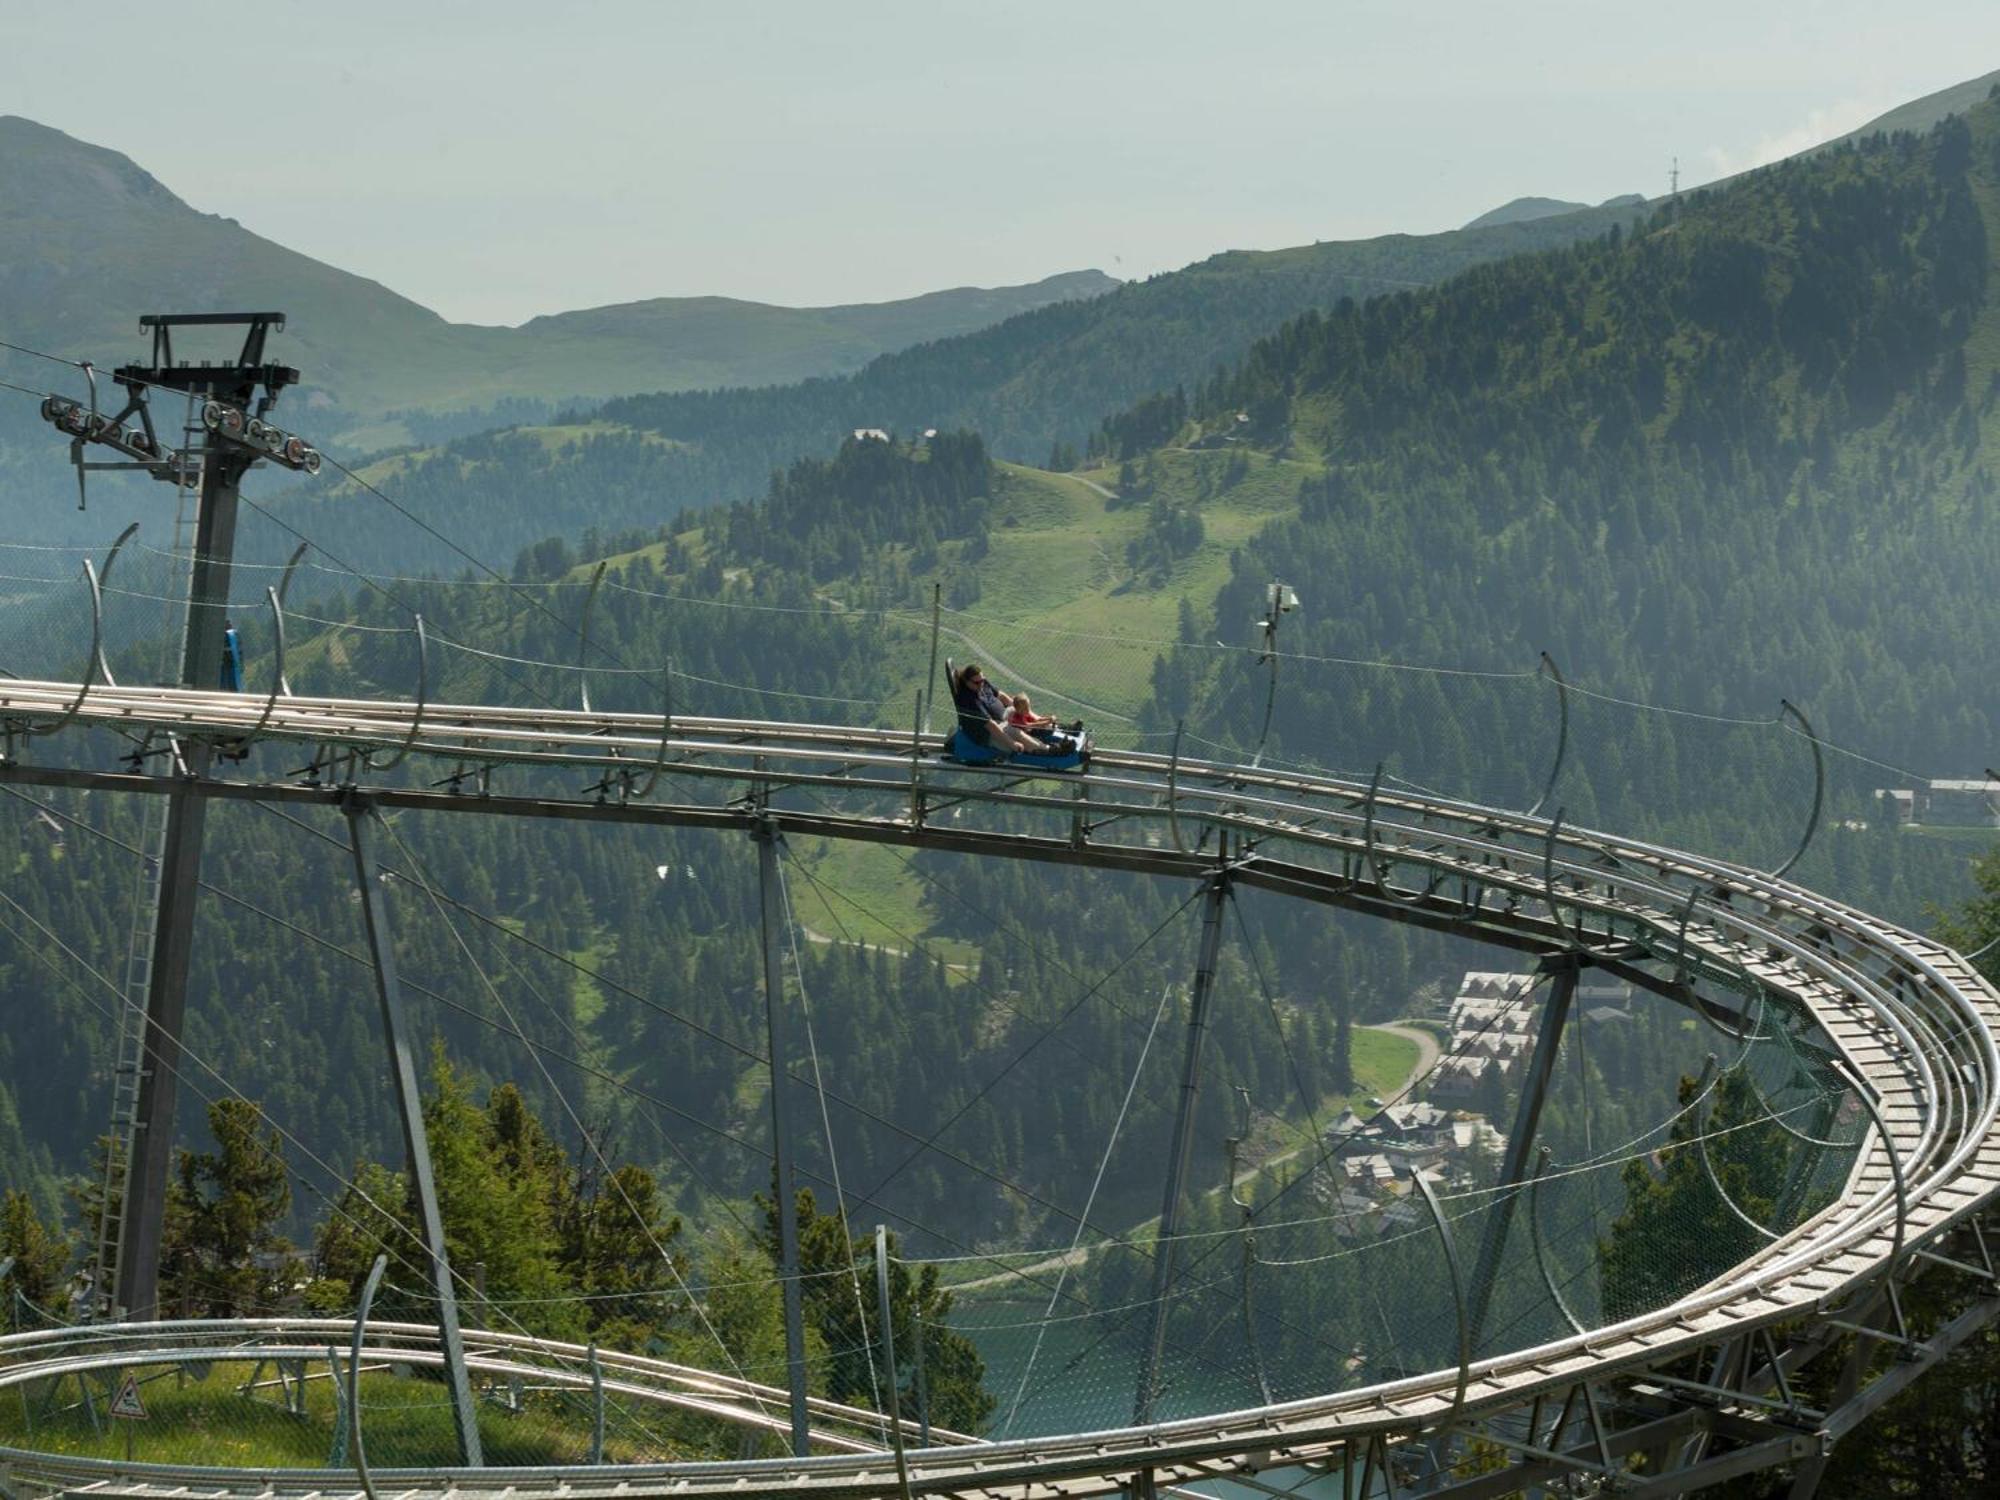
[0,1360,702,1466]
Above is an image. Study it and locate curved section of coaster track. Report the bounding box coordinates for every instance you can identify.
[0,677,1995,1498]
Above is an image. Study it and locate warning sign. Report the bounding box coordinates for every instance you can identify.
[108,1371,147,1421]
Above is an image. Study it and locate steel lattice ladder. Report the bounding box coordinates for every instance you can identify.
[86,416,203,1319]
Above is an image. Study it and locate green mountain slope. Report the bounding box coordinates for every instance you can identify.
[249,200,1653,581]
[282,73,2000,581]
[0,115,1114,443]
[592,199,1651,462]
[1826,67,2000,147]
[1105,96,2000,876]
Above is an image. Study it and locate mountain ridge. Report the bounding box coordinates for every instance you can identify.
[0,115,1116,442]
[1462,195,1594,228]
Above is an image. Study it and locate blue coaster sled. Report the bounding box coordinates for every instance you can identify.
[944,727,1089,772]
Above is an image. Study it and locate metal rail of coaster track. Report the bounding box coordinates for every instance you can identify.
[0,678,1996,1498]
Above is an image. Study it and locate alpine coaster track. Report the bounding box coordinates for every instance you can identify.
[0,675,1997,1499]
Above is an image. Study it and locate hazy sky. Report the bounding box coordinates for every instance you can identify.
[6,2,1997,326]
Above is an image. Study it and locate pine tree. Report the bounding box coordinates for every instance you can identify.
[1331,1000,1355,1096]
[165,1099,293,1316]
[0,1188,69,1316]
[760,1185,995,1433]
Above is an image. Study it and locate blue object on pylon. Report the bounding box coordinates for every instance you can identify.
[220,624,244,692]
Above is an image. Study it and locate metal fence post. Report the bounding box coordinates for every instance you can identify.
[577,560,607,714]
[911,1308,930,1447]
[349,1253,386,1500]
[325,1344,349,1467]
[1528,1148,1586,1335]
[588,1339,605,1463]
[922,581,942,734]
[1409,1167,1469,1426]
[874,1225,914,1500]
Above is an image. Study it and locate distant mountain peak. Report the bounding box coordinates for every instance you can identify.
[0,115,186,215]
[517,269,1119,336]
[1462,196,1590,230]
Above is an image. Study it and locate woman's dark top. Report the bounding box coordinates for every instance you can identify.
[953,677,1008,744]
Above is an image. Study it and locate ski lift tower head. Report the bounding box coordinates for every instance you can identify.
[41,314,307,496]
[116,312,299,415]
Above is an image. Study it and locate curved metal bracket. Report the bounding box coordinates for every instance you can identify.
[95,522,139,689]
[1736,1054,1856,1149]
[348,1253,386,1500]
[1668,884,1702,990]
[578,560,607,714]
[1360,763,1387,888]
[1541,810,1597,954]
[1540,810,1573,939]
[1166,720,1187,854]
[1355,767,1470,913]
[365,614,428,772]
[31,559,107,738]
[1691,1055,1780,1243]
[1407,1165,1468,1426]
[1525,652,1569,819]
[1830,1055,1907,1285]
[1527,1147,1586,1335]
[1687,981,1772,1066]
[239,584,290,747]
[274,542,310,697]
[1538,811,1633,962]
[1769,700,1824,882]
[627,661,674,803]
[1250,585,1282,770]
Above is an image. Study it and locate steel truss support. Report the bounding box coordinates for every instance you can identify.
[113,316,293,1323]
[755,813,812,1456]
[342,797,483,1467]
[1416,1219,2000,1500]
[1525,651,1568,819]
[1465,956,1581,1347]
[1134,856,1232,1427]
